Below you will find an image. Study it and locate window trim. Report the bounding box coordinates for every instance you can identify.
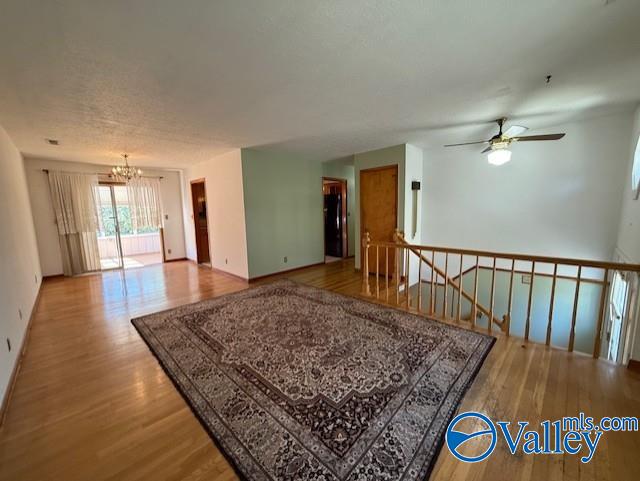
[633,134,640,200]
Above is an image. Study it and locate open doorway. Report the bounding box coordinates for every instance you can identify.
[190,179,211,265]
[323,177,348,263]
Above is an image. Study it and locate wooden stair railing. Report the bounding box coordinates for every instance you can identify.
[361,231,640,358]
[394,231,505,330]
[361,230,503,330]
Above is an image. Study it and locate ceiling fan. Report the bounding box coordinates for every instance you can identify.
[444,118,566,166]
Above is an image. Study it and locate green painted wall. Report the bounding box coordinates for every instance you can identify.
[241,148,324,278]
[412,269,602,355]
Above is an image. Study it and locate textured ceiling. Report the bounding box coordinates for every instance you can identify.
[0,0,639,168]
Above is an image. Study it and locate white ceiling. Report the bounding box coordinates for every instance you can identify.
[0,0,639,168]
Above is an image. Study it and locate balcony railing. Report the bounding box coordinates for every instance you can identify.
[362,230,640,358]
[97,232,161,257]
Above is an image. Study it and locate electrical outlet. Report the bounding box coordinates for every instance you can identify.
[18,309,22,320]
[521,274,532,285]
[284,256,288,263]
[6,338,11,352]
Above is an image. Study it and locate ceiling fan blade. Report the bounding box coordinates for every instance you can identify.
[504,125,528,138]
[512,133,566,142]
[444,140,490,147]
[481,146,492,154]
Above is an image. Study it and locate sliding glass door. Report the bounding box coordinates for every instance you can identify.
[96,185,124,270]
[96,184,163,270]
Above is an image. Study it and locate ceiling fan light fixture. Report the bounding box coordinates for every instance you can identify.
[487,148,512,166]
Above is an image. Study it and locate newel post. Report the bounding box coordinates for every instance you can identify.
[362,231,371,296]
[393,229,402,285]
[502,314,511,335]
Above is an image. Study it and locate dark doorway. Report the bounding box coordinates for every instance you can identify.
[190,179,210,265]
[323,178,348,262]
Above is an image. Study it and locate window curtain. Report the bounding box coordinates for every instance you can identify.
[47,171,101,276]
[126,177,163,231]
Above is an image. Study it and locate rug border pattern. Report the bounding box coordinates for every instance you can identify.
[131,279,495,481]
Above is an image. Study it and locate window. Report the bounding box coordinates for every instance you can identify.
[633,135,640,200]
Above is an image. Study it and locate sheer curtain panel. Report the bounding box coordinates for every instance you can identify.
[47,171,101,275]
[126,177,163,231]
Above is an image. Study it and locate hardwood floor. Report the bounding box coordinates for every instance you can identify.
[0,260,638,481]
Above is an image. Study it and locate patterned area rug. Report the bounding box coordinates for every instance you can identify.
[132,280,494,481]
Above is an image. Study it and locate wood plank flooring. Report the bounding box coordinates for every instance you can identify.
[0,260,638,481]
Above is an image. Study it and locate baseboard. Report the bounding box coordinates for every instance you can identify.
[249,261,326,283]
[211,266,249,283]
[164,257,188,263]
[0,284,42,428]
[192,259,325,283]
[42,274,64,280]
[628,359,640,373]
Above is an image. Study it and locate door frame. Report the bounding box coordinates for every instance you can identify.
[606,270,632,363]
[359,164,398,271]
[190,178,211,264]
[97,181,166,270]
[322,177,348,261]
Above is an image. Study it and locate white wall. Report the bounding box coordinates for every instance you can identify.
[616,105,640,263]
[404,144,424,285]
[24,157,187,277]
[404,144,423,245]
[422,111,633,261]
[0,125,42,404]
[181,150,249,279]
[615,104,640,362]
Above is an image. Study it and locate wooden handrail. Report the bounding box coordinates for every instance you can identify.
[363,240,640,272]
[361,232,640,359]
[394,232,505,330]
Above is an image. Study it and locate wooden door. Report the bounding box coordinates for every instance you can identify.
[360,165,398,275]
[190,181,210,264]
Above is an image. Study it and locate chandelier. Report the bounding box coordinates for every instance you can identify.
[111,154,142,182]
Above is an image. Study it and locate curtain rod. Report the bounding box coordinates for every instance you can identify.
[41,168,164,180]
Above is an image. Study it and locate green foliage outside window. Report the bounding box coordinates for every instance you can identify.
[98,206,156,236]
